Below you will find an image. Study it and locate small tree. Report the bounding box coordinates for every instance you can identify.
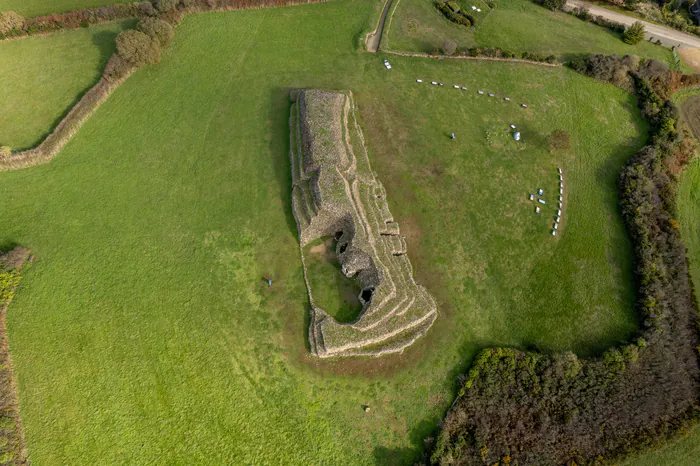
[549,130,570,152]
[538,0,565,11]
[116,29,161,66]
[0,146,11,159]
[443,39,457,56]
[623,21,645,45]
[153,0,179,12]
[0,11,24,35]
[137,18,175,47]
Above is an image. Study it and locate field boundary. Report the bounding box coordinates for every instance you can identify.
[0,247,31,466]
[0,61,133,171]
[0,0,331,171]
[0,0,331,42]
[382,49,564,66]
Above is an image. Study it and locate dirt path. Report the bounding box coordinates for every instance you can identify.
[366,0,393,53]
[566,0,700,49]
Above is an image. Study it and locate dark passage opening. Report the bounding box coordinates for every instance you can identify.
[361,287,374,303]
[339,243,348,254]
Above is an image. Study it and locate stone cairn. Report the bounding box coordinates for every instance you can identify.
[289,89,437,358]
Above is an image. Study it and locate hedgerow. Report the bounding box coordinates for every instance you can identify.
[137,17,174,46]
[435,1,475,27]
[429,59,700,465]
[0,0,330,40]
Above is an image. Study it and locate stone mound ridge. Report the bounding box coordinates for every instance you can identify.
[289,89,437,358]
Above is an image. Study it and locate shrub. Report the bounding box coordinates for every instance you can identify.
[624,21,646,45]
[0,267,20,304]
[116,29,161,67]
[103,54,133,82]
[138,1,157,16]
[0,147,11,159]
[435,1,474,26]
[137,17,174,46]
[430,58,700,466]
[534,0,565,11]
[0,11,23,35]
[153,0,179,12]
[443,39,457,56]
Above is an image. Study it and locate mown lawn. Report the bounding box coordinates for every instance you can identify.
[0,0,131,17]
[0,0,651,463]
[0,21,132,151]
[385,0,674,62]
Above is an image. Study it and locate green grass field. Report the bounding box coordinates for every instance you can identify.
[0,21,132,151]
[0,0,131,17]
[385,0,674,62]
[0,0,667,463]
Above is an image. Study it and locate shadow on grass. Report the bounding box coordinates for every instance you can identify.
[269,87,299,241]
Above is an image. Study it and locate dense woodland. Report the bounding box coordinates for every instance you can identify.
[429,57,700,465]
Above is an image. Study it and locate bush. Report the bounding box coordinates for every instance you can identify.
[624,21,646,45]
[0,147,11,159]
[153,0,179,12]
[534,0,565,11]
[430,57,700,466]
[0,267,20,304]
[138,1,157,16]
[443,39,457,56]
[0,11,23,35]
[116,29,161,67]
[103,54,132,82]
[137,17,174,46]
[435,1,474,26]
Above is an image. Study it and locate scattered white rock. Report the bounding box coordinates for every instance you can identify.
[510,124,516,129]
[522,104,528,108]
[417,79,423,83]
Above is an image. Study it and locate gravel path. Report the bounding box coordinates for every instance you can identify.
[567,0,700,49]
[366,0,393,53]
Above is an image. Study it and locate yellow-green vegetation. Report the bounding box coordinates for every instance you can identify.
[385,0,673,61]
[0,0,663,462]
[0,21,132,151]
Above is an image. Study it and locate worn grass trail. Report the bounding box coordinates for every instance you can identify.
[0,21,132,151]
[0,0,652,463]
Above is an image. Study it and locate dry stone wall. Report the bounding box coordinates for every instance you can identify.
[289,89,437,358]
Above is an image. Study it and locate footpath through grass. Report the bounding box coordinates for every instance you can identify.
[386,0,673,62]
[0,0,131,17]
[0,21,131,151]
[0,0,649,463]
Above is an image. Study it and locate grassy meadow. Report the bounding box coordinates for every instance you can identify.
[385,0,674,62]
[0,0,666,463]
[0,21,132,151]
[0,0,131,17]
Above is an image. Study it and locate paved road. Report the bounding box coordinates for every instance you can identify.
[366,0,393,52]
[567,0,700,49]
